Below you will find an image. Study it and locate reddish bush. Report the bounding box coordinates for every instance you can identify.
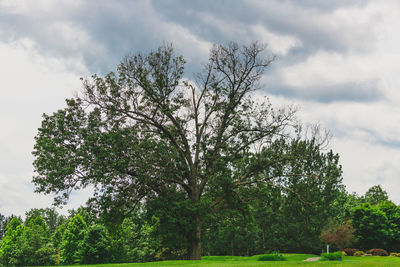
[366,249,388,256]
[342,248,359,256]
[321,221,355,250]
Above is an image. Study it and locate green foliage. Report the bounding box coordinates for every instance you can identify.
[51,222,66,250]
[22,216,55,266]
[201,139,345,256]
[0,216,56,266]
[202,204,260,256]
[144,191,194,259]
[363,185,389,205]
[349,200,400,253]
[25,208,66,234]
[352,203,390,250]
[81,224,112,264]
[272,141,344,253]
[378,201,400,251]
[33,42,318,259]
[0,214,14,241]
[321,251,343,261]
[61,214,87,264]
[0,217,24,265]
[68,206,98,227]
[257,253,286,261]
[118,217,158,262]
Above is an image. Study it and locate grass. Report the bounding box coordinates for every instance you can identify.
[50,254,400,267]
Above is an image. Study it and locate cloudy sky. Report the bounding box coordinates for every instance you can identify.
[1,0,400,216]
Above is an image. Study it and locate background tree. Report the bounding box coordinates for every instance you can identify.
[274,139,343,253]
[378,201,400,251]
[0,217,24,265]
[21,216,56,266]
[67,206,98,228]
[25,208,66,234]
[81,224,112,264]
[51,222,66,252]
[117,216,158,262]
[363,185,389,205]
[0,213,14,240]
[61,214,87,264]
[33,42,337,259]
[330,191,362,224]
[351,203,389,250]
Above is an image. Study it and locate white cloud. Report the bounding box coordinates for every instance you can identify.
[49,22,100,54]
[0,0,82,15]
[332,138,400,203]
[2,0,400,215]
[250,24,302,55]
[280,51,377,88]
[135,1,213,63]
[0,38,90,216]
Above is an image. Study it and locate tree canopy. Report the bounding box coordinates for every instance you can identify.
[33,42,340,259]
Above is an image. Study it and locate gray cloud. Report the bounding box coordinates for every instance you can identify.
[0,0,377,75]
[1,0,400,215]
[150,0,376,53]
[0,0,382,102]
[264,80,383,103]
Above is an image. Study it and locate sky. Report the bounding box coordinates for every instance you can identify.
[1,0,400,216]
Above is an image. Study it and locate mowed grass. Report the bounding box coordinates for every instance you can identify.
[52,254,400,267]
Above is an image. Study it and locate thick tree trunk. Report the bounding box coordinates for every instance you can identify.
[187,184,202,260]
[188,223,202,260]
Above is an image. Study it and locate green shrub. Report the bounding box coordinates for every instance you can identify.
[354,251,364,256]
[321,251,343,261]
[342,248,359,256]
[390,252,400,257]
[366,248,388,256]
[258,253,287,261]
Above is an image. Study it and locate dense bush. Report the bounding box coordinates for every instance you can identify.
[390,252,400,257]
[258,253,286,261]
[342,248,359,256]
[354,251,364,256]
[366,248,388,256]
[321,251,343,261]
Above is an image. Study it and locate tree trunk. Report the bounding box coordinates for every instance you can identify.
[262,230,265,250]
[187,185,202,260]
[231,234,234,256]
[188,222,201,260]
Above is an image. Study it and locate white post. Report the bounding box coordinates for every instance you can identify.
[327,244,329,254]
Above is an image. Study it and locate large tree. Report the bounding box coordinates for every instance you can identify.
[33,42,329,259]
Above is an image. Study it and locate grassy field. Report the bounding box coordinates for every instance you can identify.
[51,254,400,267]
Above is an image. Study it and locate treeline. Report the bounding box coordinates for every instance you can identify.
[0,207,158,265]
[0,184,398,265]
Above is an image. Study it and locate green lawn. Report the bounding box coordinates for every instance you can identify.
[53,254,400,267]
